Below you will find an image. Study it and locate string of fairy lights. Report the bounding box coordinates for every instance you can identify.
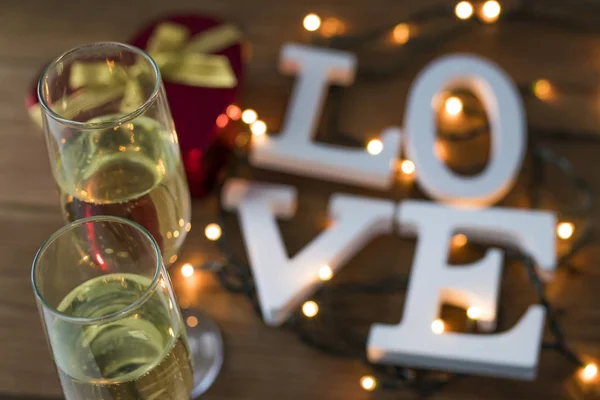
[175,0,600,396]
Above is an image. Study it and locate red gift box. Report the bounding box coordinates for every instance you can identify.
[27,14,245,198]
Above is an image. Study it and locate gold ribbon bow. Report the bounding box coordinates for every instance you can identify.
[30,22,241,127]
[145,21,239,88]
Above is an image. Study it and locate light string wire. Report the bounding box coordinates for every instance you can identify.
[212,137,592,394]
[209,1,597,395]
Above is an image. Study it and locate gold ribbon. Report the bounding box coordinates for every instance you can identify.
[31,21,241,127]
[145,22,239,88]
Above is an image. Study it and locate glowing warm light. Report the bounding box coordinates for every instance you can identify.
[318,265,333,281]
[321,17,347,38]
[302,300,319,318]
[241,109,258,124]
[533,79,553,101]
[204,223,222,241]
[226,104,242,120]
[581,363,598,382]
[181,263,195,278]
[431,319,445,334]
[455,1,474,19]
[360,375,377,391]
[467,306,482,320]
[303,13,322,32]
[452,233,468,248]
[251,120,267,136]
[169,255,178,264]
[445,96,463,116]
[400,159,416,175]
[435,141,448,161]
[391,23,410,45]
[216,113,229,129]
[186,316,199,328]
[557,222,574,240]
[95,253,105,265]
[367,139,384,155]
[481,0,501,23]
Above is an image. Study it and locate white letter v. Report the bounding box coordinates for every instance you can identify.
[223,178,395,326]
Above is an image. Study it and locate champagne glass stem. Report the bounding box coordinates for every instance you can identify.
[181,309,224,398]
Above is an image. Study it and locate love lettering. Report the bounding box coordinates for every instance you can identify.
[222,44,557,380]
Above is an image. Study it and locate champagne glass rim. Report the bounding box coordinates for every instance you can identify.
[37,41,161,130]
[31,216,163,325]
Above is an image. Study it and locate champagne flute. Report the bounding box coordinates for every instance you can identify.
[37,43,224,396]
[37,42,191,266]
[32,216,223,399]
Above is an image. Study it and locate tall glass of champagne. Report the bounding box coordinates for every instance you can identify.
[32,216,194,399]
[37,42,191,265]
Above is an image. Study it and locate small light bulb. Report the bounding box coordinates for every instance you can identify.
[481,0,501,23]
[186,316,199,328]
[400,160,416,175]
[216,113,229,128]
[367,139,384,155]
[557,222,574,240]
[241,109,258,124]
[226,104,242,120]
[181,263,195,278]
[581,363,598,382]
[467,306,481,320]
[321,17,347,38]
[391,23,410,45]
[360,375,377,391]
[204,223,222,241]
[251,120,267,136]
[302,301,319,318]
[455,1,474,19]
[303,13,321,32]
[532,79,553,101]
[452,233,468,248]
[445,96,463,116]
[319,265,333,281]
[431,319,445,334]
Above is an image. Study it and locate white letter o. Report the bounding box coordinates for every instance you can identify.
[405,54,525,208]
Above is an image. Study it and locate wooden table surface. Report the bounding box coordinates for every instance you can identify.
[2,0,600,399]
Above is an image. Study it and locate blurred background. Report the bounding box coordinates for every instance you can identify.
[2,0,600,399]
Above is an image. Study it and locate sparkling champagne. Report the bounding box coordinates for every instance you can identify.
[54,116,191,264]
[52,273,193,400]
